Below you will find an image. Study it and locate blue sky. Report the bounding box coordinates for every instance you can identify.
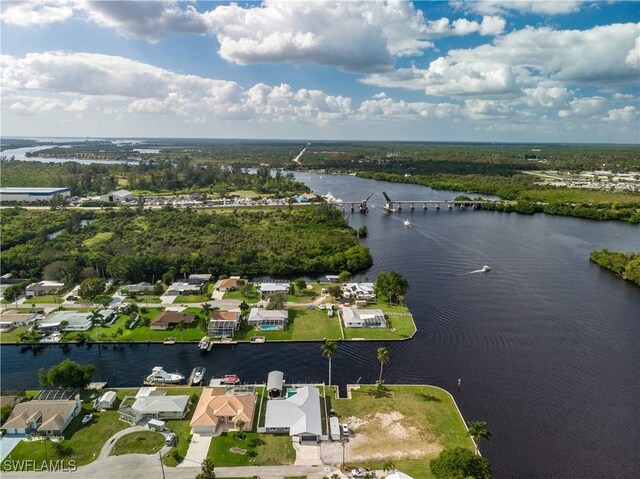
[1,1,639,143]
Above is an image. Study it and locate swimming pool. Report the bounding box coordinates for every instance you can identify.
[259,325,281,331]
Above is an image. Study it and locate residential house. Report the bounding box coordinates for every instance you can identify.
[119,389,189,425]
[165,282,203,296]
[342,282,376,301]
[190,387,256,434]
[25,281,65,298]
[258,282,290,298]
[263,386,322,442]
[120,282,154,294]
[0,312,37,330]
[39,310,114,331]
[214,278,242,292]
[187,274,212,286]
[150,311,196,330]
[340,307,386,328]
[208,311,241,338]
[247,308,288,331]
[1,390,81,436]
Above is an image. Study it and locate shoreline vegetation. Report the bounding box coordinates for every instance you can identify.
[589,249,640,286]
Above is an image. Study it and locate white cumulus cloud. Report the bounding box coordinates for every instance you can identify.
[0,0,73,26]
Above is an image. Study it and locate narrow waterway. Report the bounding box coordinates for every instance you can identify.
[2,172,639,478]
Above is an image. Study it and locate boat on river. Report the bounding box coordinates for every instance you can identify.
[199,336,211,351]
[481,265,491,272]
[220,374,240,385]
[145,366,184,384]
[403,219,412,227]
[189,367,206,386]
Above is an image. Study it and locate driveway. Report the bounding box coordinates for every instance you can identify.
[0,434,25,461]
[177,432,215,468]
[293,442,322,466]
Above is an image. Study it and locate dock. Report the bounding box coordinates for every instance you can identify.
[86,382,108,390]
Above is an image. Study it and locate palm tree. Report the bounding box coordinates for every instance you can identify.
[382,459,396,473]
[177,320,186,341]
[58,320,69,334]
[88,308,105,341]
[377,347,390,383]
[200,302,213,332]
[321,340,338,386]
[467,421,492,453]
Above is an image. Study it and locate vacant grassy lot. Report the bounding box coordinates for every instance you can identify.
[110,431,165,456]
[236,307,342,341]
[173,294,210,303]
[27,294,67,304]
[124,295,162,304]
[330,385,474,478]
[207,432,295,466]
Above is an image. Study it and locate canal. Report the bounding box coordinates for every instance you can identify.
[2,171,639,478]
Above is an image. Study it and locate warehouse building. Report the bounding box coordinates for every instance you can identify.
[0,187,70,203]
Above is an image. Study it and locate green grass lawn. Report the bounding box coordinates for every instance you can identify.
[236,308,342,341]
[223,284,259,302]
[207,432,295,466]
[110,431,165,456]
[0,326,30,343]
[27,294,67,304]
[331,385,475,478]
[124,295,162,304]
[174,294,210,303]
[1,402,128,468]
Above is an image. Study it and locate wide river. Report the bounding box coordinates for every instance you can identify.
[2,172,639,478]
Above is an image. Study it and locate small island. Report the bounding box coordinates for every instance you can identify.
[589,249,640,287]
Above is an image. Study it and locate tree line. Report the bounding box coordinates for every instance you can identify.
[1,206,373,282]
[589,249,640,286]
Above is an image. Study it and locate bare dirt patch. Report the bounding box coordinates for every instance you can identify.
[337,410,443,463]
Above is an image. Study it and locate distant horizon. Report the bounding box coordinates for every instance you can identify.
[2,135,639,147]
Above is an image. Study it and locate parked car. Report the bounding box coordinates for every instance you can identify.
[341,423,350,435]
[351,468,366,478]
[165,433,177,446]
[66,295,78,301]
[81,413,93,426]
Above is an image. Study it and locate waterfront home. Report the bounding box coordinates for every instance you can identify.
[1,390,81,436]
[118,389,189,425]
[100,189,134,202]
[342,282,376,301]
[267,371,285,398]
[0,312,37,330]
[258,282,290,298]
[39,310,114,331]
[25,281,65,297]
[341,307,386,328]
[208,311,241,338]
[262,386,322,442]
[247,308,288,331]
[165,281,204,296]
[214,278,242,292]
[188,273,212,286]
[120,282,154,294]
[190,387,256,434]
[149,311,196,330]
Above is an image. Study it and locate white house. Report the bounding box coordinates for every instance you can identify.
[165,282,203,296]
[119,390,189,425]
[341,307,386,328]
[98,391,117,409]
[247,308,288,331]
[342,282,376,301]
[39,310,114,331]
[25,281,65,297]
[258,283,290,297]
[263,386,322,442]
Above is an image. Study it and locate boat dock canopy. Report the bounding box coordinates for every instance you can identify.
[267,371,285,397]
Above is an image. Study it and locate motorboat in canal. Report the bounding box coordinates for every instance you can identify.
[403,219,412,227]
[199,336,211,351]
[145,366,184,384]
[220,374,241,385]
[481,265,492,272]
[189,367,206,386]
